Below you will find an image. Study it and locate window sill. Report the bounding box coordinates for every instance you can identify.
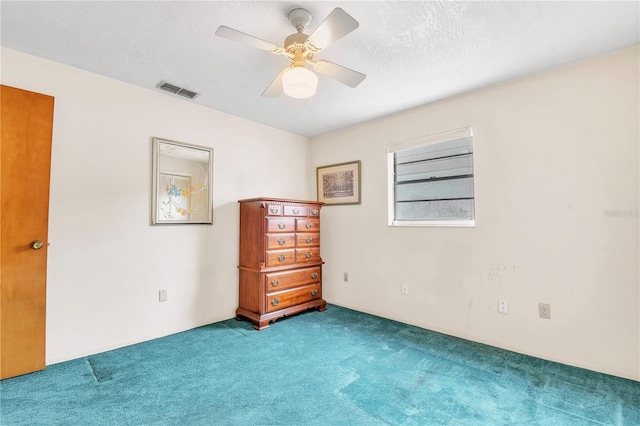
[388,219,475,227]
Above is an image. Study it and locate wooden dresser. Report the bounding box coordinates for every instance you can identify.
[237,197,326,330]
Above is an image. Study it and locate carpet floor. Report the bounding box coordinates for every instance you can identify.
[1,304,639,425]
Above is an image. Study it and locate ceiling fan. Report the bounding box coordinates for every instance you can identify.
[215,7,366,99]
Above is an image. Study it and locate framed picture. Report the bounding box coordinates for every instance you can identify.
[151,137,214,224]
[316,160,361,205]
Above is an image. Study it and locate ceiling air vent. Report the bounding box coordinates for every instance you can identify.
[156,81,199,100]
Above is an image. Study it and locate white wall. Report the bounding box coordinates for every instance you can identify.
[1,48,312,364]
[311,46,640,380]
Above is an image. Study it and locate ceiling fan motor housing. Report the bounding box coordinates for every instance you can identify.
[284,32,311,56]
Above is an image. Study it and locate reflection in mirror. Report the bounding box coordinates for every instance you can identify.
[152,137,213,224]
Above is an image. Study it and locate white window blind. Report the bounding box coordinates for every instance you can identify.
[388,128,475,227]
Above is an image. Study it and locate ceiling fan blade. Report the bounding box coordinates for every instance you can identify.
[306,8,359,53]
[215,26,284,54]
[262,67,289,97]
[312,60,366,88]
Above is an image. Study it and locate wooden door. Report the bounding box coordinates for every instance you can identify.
[0,85,54,379]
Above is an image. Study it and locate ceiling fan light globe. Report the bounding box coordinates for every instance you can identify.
[282,67,318,99]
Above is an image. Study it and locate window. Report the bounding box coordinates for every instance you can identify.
[388,127,475,226]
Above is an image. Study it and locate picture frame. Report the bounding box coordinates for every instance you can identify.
[316,160,361,205]
[151,137,214,224]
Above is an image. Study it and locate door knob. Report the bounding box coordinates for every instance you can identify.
[31,240,44,250]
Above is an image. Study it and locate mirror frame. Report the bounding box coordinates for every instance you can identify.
[151,137,214,225]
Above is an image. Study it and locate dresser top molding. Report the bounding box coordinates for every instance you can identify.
[238,197,324,206]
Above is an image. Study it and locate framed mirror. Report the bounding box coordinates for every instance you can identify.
[151,137,213,224]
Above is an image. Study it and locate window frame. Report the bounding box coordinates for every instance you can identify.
[387,127,475,227]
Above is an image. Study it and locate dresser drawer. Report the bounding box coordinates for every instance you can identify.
[266,233,295,250]
[265,249,296,267]
[267,284,321,313]
[266,204,282,216]
[309,206,320,217]
[297,218,320,232]
[296,233,319,247]
[296,247,321,264]
[265,267,321,292]
[284,205,308,216]
[266,217,295,233]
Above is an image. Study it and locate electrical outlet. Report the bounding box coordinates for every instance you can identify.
[498,299,509,314]
[344,272,349,282]
[401,283,409,295]
[539,303,551,319]
[159,289,168,302]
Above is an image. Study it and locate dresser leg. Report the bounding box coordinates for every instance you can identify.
[254,319,270,330]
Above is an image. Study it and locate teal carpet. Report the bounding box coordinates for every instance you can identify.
[1,305,639,425]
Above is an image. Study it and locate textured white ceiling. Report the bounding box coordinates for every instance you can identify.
[1,1,638,137]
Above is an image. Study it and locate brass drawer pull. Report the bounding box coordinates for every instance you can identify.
[269,207,279,214]
[305,223,312,229]
[271,298,280,306]
[311,209,318,215]
[278,223,286,229]
[305,237,312,243]
[271,279,279,287]
[277,238,286,245]
[305,252,312,259]
[292,208,300,214]
[311,272,318,279]
[311,289,318,297]
[278,255,286,262]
